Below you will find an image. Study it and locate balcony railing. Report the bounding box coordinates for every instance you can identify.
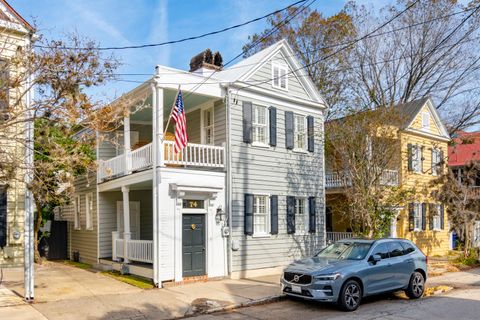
[98,141,225,182]
[325,169,399,189]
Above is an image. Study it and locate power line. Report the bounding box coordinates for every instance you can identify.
[33,0,308,51]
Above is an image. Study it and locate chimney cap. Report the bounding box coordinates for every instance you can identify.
[189,49,223,72]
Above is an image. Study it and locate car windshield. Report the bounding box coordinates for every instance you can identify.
[316,242,372,260]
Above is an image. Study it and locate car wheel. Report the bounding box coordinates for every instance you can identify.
[338,279,362,311]
[405,271,425,299]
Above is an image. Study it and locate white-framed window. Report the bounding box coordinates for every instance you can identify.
[272,62,288,90]
[422,112,430,130]
[432,204,441,230]
[201,106,214,145]
[413,203,422,231]
[253,195,270,236]
[431,148,442,176]
[252,105,268,145]
[74,195,81,230]
[411,145,422,173]
[294,114,307,150]
[85,193,93,230]
[294,197,308,234]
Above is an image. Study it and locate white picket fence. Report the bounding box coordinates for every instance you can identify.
[326,232,354,243]
[131,143,153,172]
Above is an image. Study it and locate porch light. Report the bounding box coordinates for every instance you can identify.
[216,206,226,224]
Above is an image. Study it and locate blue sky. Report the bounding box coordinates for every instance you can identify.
[9,0,355,98]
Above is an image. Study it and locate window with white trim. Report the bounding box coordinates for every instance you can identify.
[433,204,441,230]
[74,196,81,230]
[294,198,308,234]
[85,193,93,230]
[412,145,422,173]
[253,195,269,235]
[413,203,422,231]
[294,114,307,150]
[422,112,430,130]
[252,105,268,144]
[272,62,288,90]
[431,148,441,176]
[201,106,214,145]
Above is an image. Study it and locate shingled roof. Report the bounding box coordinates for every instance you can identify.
[394,97,431,128]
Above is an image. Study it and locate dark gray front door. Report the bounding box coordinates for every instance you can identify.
[182,214,206,277]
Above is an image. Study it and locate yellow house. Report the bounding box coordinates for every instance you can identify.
[325,97,451,256]
[0,0,35,270]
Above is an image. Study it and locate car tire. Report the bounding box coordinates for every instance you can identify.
[338,279,362,311]
[405,271,425,299]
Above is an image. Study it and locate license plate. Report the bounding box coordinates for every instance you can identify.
[291,285,302,294]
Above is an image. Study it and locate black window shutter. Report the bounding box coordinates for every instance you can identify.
[286,196,295,234]
[307,116,314,152]
[407,144,413,171]
[308,197,316,233]
[244,194,254,235]
[421,203,427,231]
[285,111,294,150]
[269,107,277,147]
[431,149,434,175]
[428,203,435,230]
[420,146,424,172]
[440,204,445,230]
[0,186,7,248]
[439,150,444,174]
[242,101,253,143]
[408,203,414,231]
[270,195,278,235]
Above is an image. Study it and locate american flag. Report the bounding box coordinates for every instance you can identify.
[171,89,188,153]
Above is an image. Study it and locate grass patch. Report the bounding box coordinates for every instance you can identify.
[63,260,92,270]
[101,270,154,289]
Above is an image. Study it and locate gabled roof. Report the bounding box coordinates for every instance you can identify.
[397,97,450,139]
[216,39,326,105]
[0,0,34,33]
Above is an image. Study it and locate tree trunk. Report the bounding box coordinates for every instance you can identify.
[34,202,43,264]
[464,221,470,258]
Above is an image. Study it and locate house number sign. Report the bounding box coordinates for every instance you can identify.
[182,199,205,209]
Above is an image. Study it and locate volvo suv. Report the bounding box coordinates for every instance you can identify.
[281,238,427,311]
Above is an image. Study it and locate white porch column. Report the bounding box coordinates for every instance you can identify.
[390,209,401,238]
[124,115,132,173]
[156,84,165,167]
[121,186,131,263]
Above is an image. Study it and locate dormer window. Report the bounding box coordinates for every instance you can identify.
[422,112,430,130]
[272,62,288,90]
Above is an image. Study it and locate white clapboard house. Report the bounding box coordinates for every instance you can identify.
[58,40,328,287]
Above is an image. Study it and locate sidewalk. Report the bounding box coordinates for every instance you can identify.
[0,285,47,320]
[0,262,282,319]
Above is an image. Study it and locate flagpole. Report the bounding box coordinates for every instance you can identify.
[162,85,181,140]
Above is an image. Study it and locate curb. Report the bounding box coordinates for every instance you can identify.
[182,294,285,318]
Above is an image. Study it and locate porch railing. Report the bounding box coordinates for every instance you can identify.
[325,170,399,189]
[112,232,153,264]
[131,143,153,172]
[164,141,225,168]
[326,232,354,243]
[98,141,225,182]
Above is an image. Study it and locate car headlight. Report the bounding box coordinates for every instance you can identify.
[314,273,341,281]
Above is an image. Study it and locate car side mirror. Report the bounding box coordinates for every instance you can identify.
[369,254,382,263]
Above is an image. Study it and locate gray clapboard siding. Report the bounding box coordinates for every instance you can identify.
[98,191,122,258]
[186,109,201,143]
[61,174,98,264]
[229,92,325,272]
[247,51,311,101]
[214,100,226,146]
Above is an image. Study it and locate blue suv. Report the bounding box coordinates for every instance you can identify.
[281,238,428,311]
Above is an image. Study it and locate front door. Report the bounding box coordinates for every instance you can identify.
[182,214,206,277]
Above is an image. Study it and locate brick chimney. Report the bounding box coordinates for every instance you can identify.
[189,49,223,75]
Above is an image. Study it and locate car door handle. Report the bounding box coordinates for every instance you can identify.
[405,259,414,263]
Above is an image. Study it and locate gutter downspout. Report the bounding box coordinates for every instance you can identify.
[224,85,233,277]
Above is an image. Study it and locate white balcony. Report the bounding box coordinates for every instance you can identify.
[98,141,226,182]
[325,169,399,189]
